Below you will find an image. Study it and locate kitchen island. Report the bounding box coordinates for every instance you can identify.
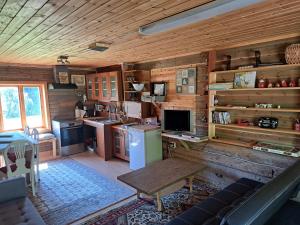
[84,118,121,161]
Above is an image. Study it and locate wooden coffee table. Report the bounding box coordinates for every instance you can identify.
[117,158,204,211]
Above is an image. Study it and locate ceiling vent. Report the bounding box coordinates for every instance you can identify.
[88,42,110,52]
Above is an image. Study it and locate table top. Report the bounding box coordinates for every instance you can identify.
[117,158,204,195]
[0,131,30,152]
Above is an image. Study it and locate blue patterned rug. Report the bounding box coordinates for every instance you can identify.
[28,159,134,225]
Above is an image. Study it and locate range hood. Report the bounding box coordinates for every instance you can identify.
[50,65,78,90]
[48,83,78,90]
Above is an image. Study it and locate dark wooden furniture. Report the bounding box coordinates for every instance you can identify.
[118,158,204,211]
[111,125,129,161]
[84,118,120,161]
[86,71,122,102]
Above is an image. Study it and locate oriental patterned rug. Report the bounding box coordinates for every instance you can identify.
[82,181,218,225]
[28,159,134,225]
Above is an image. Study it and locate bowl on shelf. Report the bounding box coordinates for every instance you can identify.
[132,83,144,92]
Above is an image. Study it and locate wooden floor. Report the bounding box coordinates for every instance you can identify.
[40,150,137,225]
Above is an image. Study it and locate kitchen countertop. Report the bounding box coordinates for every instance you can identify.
[129,125,161,132]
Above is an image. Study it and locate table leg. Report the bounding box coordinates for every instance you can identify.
[188,176,194,193]
[35,145,40,182]
[156,192,163,212]
[52,139,56,157]
[137,191,141,199]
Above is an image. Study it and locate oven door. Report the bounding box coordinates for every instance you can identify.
[60,125,84,147]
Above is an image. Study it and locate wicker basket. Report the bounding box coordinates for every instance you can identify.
[285,44,300,64]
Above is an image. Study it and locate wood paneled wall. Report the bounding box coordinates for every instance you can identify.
[0,64,91,121]
[135,38,298,188]
[137,53,208,135]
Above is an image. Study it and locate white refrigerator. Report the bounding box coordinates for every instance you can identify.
[128,126,162,170]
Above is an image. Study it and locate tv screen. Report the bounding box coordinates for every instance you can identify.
[164,110,190,131]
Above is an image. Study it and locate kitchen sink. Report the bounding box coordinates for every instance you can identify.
[85,118,120,124]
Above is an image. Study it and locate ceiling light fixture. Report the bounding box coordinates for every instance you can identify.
[88,42,111,52]
[57,55,70,64]
[139,0,265,35]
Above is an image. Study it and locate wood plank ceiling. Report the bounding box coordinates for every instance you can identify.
[0,0,299,67]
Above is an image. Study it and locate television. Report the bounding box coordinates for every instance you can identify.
[164,110,191,131]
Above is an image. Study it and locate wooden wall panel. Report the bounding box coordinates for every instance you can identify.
[136,38,297,188]
[137,53,208,135]
[0,64,90,120]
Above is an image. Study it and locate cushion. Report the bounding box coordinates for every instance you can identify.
[0,161,31,174]
[167,178,263,225]
[0,197,45,225]
[265,200,300,225]
[39,133,55,141]
[222,160,300,225]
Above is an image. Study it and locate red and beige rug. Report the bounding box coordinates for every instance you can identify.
[83,181,219,225]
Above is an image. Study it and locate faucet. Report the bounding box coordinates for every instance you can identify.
[108,105,112,121]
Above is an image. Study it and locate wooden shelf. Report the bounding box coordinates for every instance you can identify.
[124,90,139,93]
[123,70,149,73]
[124,80,150,83]
[161,132,208,143]
[213,87,300,92]
[212,106,300,113]
[213,123,300,136]
[213,64,300,74]
[210,137,255,148]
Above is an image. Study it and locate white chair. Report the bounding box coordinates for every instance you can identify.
[0,140,36,196]
[31,128,40,182]
[24,125,30,136]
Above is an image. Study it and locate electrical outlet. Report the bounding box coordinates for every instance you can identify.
[168,142,176,149]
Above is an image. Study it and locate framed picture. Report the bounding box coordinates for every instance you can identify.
[58,72,69,84]
[152,82,166,96]
[71,74,86,86]
[176,67,196,94]
[176,86,182,93]
[234,71,256,89]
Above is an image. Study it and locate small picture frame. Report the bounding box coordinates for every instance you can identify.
[176,86,182,93]
[71,74,86,86]
[234,71,256,89]
[58,72,69,84]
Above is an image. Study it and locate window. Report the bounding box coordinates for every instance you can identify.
[0,82,49,131]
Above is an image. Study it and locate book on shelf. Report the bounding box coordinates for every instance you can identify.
[212,111,231,125]
[209,82,233,90]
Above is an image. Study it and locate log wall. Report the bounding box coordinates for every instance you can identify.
[136,38,298,188]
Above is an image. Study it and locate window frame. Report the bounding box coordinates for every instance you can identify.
[0,81,50,132]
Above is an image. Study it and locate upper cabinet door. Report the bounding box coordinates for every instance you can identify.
[100,73,110,101]
[86,76,93,100]
[86,74,98,100]
[94,75,100,99]
[110,72,118,101]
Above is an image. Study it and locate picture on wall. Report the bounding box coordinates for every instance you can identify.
[176,67,196,94]
[233,71,256,89]
[71,74,86,86]
[58,72,69,84]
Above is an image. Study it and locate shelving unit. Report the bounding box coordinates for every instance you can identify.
[211,106,300,113]
[208,64,300,150]
[211,64,300,74]
[122,69,151,101]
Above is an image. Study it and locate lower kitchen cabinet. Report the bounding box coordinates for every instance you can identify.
[112,126,129,161]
